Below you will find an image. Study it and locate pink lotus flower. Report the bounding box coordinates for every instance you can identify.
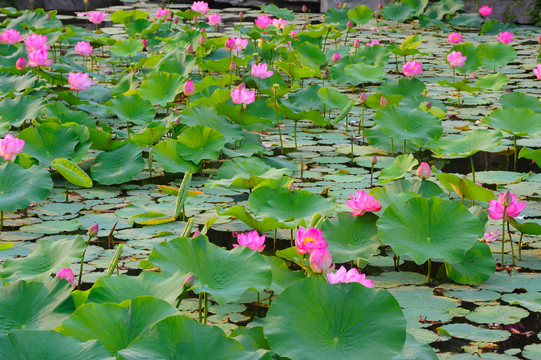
[142,39,147,48]
[448,32,462,44]
[0,29,23,44]
[327,266,374,287]
[366,40,381,47]
[359,92,368,103]
[28,49,53,67]
[0,134,24,161]
[331,53,340,62]
[416,162,431,179]
[191,1,209,15]
[24,33,49,51]
[402,60,423,77]
[345,190,382,216]
[488,191,526,221]
[447,50,467,68]
[496,31,513,44]
[233,230,266,252]
[230,82,255,105]
[272,18,287,29]
[380,96,387,107]
[68,72,94,92]
[353,39,361,48]
[88,11,107,25]
[291,31,299,39]
[479,5,493,17]
[309,248,334,274]
[233,37,249,51]
[481,230,499,243]
[88,223,99,237]
[251,63,274,78]
[534,64,541,79]
[183,80,195,96]
[56,268,75,286]
[295,227,327,255]
[224,38,236,51]
[75,41,93,56]
[156,8,170,20]
[255,15,273,29]
[208,13,221,26]
[15,57,26,70]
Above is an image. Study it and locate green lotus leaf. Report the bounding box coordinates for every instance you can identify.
[1,236,85,284]
[374,105,443,149]
[216,205,297,233]
[157,49,196,77]
[501,293,541,313]
[132,125,167,147]
[478,42,516,70]
[181,105,245,142]
[149,235,272,304]
[118,315,261,360]
[0,278,73,333]
[476,73,509,91]
[0,95,45,128]
[0,73,35,96]
[499,92,541,112]
[480,19,518,35]
[110,39,144,57]
[105,95,156,125]
[0,162,52,212]
[57,296,179,356]
[379,154,419,184]
[438,79,480,93]
[324,8,349,28]
[265,277,406,360]
[393,332,437,360]
[450,43,481,73]
[378,78,426,98]
[151,139,199,174]
[0,330,113,360]
[377,197,483,264]
[110,9,148,24]
[445,241,495,285]
[344,63,386,85]
[382,3,416,22]
[371,179,445,210]
[423,0,464,20]
[140,72,183,107]
[275,60,318,80]
[437,173,495,201]
[347,4,373,24]
[432,129,502,158]
[261,4,295,20]
[288,84,324,111]
[354,45,390,67]
[448,13,483,27]
[91,142,145,185]
[482,108,541,136]
[176,125,226,164]
[317,87,350,110]
[263,256,305,295]
[321,212,381,265]
[52,158,93,188]
[509,218,541,235]
[465,304,529,325]
[437,323,509,343]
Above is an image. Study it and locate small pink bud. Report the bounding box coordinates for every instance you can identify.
[359,92,367,103]
[183,273,195,288]
[229,61,236,71]
[378,4,383,10]
[225,38,236,51]
[331,53,340,62]
[16,57,27,70]
[338,2,343,9]
[379,96,387,107]
[199,34,206,45]
[88,224,99,237]
[288,182,296,191]
[354,39,361,48]
[186,44,193,53]
[416,162,431,180]
[538,35,541,44]
[183,80,195,96]
[142,39,147,47]
[347,20,353,29]
[239,11,243,19]
[174,17,179,24]
[302,5,307,12]
[371,156,377,165]
[56,268,75,286]
[426,101,432,109]
[501,190,513,207]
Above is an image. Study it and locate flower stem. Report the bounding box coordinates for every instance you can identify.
[470,155,475,183]
[0,210,3,232]
[65,181,69,203]
[427,258,431,284]
[370,164,374,188]
[198,293,202,322]
[501,207,507,265]
[508,222,515,266]
[203,292,208,325]
[518,232,523,261]
[390,137,394,156]
[403,139,406,155]
[77,236,91,289]
[513,135,517,172]
[294,120,298,150]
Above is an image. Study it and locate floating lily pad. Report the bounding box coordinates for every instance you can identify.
[465,304,529,325]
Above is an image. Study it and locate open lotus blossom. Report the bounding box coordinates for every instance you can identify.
[309,248,334,274]
[346,190,382,216]
[0,133,25,161]
[272,18,287,29]
[402,60,423,77]
[233,230,266,252]
[481,230,499,243]
[478,5,493,17]
[255,15,273,28]
[191,1,209,15]
[88,11,107,25]
[366,40,381,46]
[156,8,170,20]
[208,13,221,26]
[327,266,374,287]
[75,41,93,56]
[15,57,26,70]
[496,31,514,44]
[416,162,431,179]
[68,72,94,92]
[488,191,526,221]
[534,64,541,79]
[24,33,49,51]
[331,53,340,62]
[28,49,53,67]
[295,227,327,255]
[447,50,467,67]
[56,268,76,286]
[233,37,249,51]
[230,82,255,105]
[183,80,195,96]
[448,32,462,44]
[0,29,23,44]
[251,63,274,78]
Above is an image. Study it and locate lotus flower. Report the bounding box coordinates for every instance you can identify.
[68,72,94,92]
[251,63,274,79]
[208,13,221,26]
[488,191,526,221]
[183,80,195,96]
[366,40,381,46]
[481,231,499,243]
[24,33,49,51]
[447,50,467,68]
[309,248,334,274]
[496,31,513,44]
[15,57,27,70]
[28,49,53,67]
[233,37,249,51]
[224,38,236,51]
[345,190,382,216]
[88,223,99,237]
[272,18,286,29]
[233,230,266,252]
[88,11,107,24]
[191,1,209,15]
[534,64,541,79]
[156,8,170,20]
[295,227,327,255]
[0,134,24,161]
[448,32,462,44]
[56,268,75,286]
[327,266,374,287]
[416,162,431,180]
[402,60,423,77]
[230,82,255,105]
[0,29,23,44]
[331,53,340,62]
[75,41,93,56]
[479,6,493,17]
[255,15,272,29]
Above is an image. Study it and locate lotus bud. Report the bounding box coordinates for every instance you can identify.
[416,162,431,180]
[183,273,195,289]
[272,83,280,95]
[378,3,383,10]
[302,24,306,31]
[186,44,193,53]
[199,34,206,45]
[288,182,296,192]
[309,248,334,274]
[501,190,513,207]
[379,96,387,107]
[225,37,235,51]
[88,224,99,237]
[239,11,243,21]
[538,35,541,44]
[175,118,181,125]
[347,20,353,29]
[322,70,327,79]
[426,101,432,109]
[229,61,236,71]
[16,57,27,70]
[302,5,307,12]
[359,92,367,103]
[331,53,340,62]
[338,2,343,9]
[183,80,195,96]
[174,17,179,24]
[354,39,361,48]
[371,156,377,165]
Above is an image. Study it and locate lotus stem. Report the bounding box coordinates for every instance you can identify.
[268,290,274,307]
[198,293,202,322]
[508,222,515,266]
[427,258,431,284]
[501,207,507,265]
[148,150,153,179]
[513,135,517,172]
[390,137,394,156]
[370,164,374,188]
[203,292,208,325]
[273,229,277,250]
[0,210,3,232]
[350,137,354,164]
[294,120,298,150]
[475,0,479,11]
[77,236,91,289]
[175,287,188,308]
[65,181,69,203]
[518,233,523,261]
[274,96,283,155]
[403,139,406,155]
[470,156,475,183]
[257,291,260,317]
[290,229,294,247]
[75,91,79,111]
